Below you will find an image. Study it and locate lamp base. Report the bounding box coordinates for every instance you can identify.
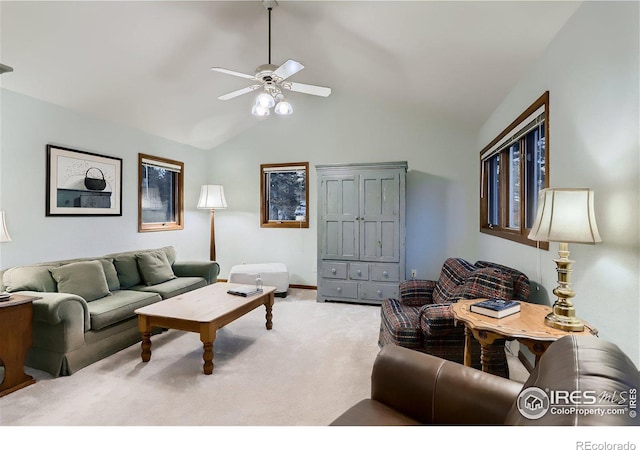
[544,305,585,332]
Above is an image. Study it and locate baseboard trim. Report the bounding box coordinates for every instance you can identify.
[289,284,317,290]
[518,351,534,373]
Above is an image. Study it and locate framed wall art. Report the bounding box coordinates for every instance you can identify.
[46,144,123,216]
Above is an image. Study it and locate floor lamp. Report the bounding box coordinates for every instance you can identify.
[197,185,227,261]
[528,188,601,332]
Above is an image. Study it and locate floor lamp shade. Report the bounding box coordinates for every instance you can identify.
[527,188,601,332]
[0,211,11,242]
[197,185,227,262]
[197,185,228,210]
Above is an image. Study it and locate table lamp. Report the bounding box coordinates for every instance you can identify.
[197,185,227,261]
[528,188,601,331]
[0,211,11,242]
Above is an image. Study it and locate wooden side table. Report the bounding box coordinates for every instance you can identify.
[0,294,39,397]
[451,299,597,376]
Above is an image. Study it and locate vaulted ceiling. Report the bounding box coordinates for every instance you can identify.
[1,1,581,149]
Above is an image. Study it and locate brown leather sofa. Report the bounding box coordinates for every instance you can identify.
[331,335,639,425]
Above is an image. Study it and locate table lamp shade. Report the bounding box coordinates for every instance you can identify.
[197,185,227,210]
[0,211,11,242]
[528,188,601,244]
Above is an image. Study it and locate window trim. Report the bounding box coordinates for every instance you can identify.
[138,153,184,232]
[260,162,309,229]
[479,91,549,249]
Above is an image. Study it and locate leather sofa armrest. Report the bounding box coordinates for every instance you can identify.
[398,279,436,306]
[371,344,522,424]
[172,261,220,284]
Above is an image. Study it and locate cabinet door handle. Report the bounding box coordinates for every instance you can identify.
[382,271,388,277]
[331,268,337,274]
[336,286,342,293]
[377,289,382,296]
[356,269,362,276]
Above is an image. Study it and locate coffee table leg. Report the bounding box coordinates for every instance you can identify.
[141,332,152,362]
[265,292,274,330]
[138,315,152,362]
[201,328,217,375]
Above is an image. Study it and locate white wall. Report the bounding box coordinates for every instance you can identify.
[0,89,212,269]
[477,2,640,365]
[208,90,477,285]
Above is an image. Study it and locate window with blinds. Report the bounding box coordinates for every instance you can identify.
[260,162,309,228]
[138,153,184,232]
[479,91,549,248]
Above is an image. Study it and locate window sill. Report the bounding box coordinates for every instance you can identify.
[480,227,548,250]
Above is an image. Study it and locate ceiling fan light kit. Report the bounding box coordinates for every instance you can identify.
[211,0,330,118]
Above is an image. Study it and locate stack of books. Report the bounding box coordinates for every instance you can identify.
[227,286,263,297]
[470,298,521,318]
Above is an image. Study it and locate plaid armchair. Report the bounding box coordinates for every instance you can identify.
[379,258,530,378]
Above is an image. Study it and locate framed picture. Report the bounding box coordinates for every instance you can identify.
[46,144,123,216]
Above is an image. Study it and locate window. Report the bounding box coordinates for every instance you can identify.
[260,162,309,228]
[138,153,184,232]
[480,91,549,248]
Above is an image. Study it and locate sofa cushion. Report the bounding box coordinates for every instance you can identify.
[449,267,514,301]
[113,254,142,289]
[379,298,422,349]
[474,261,530,302]
[136,250,177,286]
[99,258,120,292]
[87,290,162,330]
[129,276,207,299]
[2,265,59,293]
[432,258,476,304]
[50,261,112,302]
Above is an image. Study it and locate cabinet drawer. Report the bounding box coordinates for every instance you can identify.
[349,263,369,280]
[321,262,348,279]
[370,264,400,282]
[360,283,399,301]
[320,280,358,299]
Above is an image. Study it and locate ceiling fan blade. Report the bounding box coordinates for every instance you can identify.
[211,67,256,80]
[272,59,304,81]
[218,85,260,100]
[287,82,332,97]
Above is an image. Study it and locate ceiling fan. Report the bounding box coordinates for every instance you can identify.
[211,0,331,116]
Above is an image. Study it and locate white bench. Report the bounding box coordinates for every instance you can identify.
[228,263,289,298]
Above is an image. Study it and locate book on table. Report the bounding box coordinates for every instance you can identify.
[470,298,521,318]
[227,285,263,297]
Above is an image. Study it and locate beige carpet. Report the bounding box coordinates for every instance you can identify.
[1,289,382,426]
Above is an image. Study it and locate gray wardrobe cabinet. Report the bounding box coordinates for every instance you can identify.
[316,161,407,305]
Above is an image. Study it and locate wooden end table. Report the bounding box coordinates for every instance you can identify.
[451,299,597,376]
[135,282,276,375]
[0,294,40,397]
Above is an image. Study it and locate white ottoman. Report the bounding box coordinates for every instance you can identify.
[228,263,289,297]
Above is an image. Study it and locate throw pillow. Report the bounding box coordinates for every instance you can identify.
[99,258,121,291]
[432,258,476,304]
[2,265,59,293]
[136,251,176,286]
[113,254,142,289]
[449,267,514,301]
[49,261,111,302]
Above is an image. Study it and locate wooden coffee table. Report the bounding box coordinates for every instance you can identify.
[135,282,276,375]
[451,299,598,376]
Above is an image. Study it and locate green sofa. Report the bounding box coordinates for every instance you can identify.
[0,246,219,377]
